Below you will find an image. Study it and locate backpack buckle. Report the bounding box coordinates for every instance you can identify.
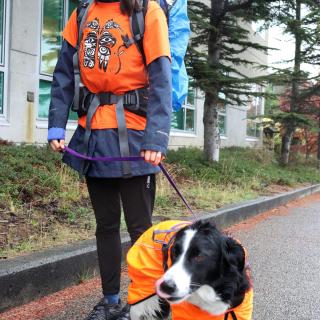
[124,91,139,106]
[99,92,116,105]
[121,34,135,48]
[81,1,90,8]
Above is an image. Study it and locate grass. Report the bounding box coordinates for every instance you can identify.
[0,143,319,259]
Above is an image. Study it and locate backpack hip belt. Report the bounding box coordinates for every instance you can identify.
[73,85,149,118]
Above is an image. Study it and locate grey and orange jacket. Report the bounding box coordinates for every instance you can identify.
[48,0,172,178]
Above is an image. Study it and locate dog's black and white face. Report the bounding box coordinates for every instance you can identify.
[155,221,250,315]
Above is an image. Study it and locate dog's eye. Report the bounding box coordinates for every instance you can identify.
[171,245,181,259]
[193,254,205,263]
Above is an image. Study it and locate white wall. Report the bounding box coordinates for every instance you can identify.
[0,0,40,143]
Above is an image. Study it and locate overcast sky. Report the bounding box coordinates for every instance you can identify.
[268,26,294,69]
[267,23,319,77]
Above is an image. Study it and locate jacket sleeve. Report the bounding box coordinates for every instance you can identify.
[141,56,172,155]
[48,40,76,141]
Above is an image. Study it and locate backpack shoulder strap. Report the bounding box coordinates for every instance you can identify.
[157,0,169,20]
[76,0,94,48]
[130,0,171,65]
[130,0,149,65]
[73,0,93,112]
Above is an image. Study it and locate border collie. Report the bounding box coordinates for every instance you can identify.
[127,220,253,320]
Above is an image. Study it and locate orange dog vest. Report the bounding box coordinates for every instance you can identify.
[127,220,253,320]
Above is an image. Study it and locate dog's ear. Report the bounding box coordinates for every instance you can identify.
[222,237,246,272]
[192,220,218,235]
[192,220,209,230]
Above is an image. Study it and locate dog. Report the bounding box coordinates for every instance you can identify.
[126,220,253,320]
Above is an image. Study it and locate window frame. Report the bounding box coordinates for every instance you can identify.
[0,0,10,121]
[171,88,197,134]
[217,102,227,137]
[37,0,78,126]
[246,85,264,139]
[39,0,65,78]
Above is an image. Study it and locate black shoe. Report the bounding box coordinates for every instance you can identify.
[118,304,131,320]
[85,299,122,320]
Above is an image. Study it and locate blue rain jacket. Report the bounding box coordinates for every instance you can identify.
[169,0,190,111]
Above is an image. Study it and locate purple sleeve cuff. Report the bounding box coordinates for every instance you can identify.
[48,127,66,141]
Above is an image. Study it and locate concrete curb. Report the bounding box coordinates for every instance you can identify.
[198,184,320,229]
[1,184,320,312]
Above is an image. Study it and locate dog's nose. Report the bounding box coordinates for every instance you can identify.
[160,279,177,294]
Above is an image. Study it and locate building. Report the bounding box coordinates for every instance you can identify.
[0,0,266,149]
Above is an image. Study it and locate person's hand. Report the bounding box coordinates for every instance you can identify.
[50,139,65,152]
[141,150,165,166]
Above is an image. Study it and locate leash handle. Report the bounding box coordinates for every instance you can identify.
[63,146,195,216]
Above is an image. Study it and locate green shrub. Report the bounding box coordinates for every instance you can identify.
[166,146,320,188]
[1,144,319,258]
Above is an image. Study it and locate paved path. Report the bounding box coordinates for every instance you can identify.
[1,194,320,320]
[227,194,320,319]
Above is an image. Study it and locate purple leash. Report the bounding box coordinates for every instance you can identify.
[64,146,195,217]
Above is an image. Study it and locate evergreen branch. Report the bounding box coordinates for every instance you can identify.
[224,0,255,14]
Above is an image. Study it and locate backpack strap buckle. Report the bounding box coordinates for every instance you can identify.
[121,34,135,48]
[99,92,119,105]
[123,90,139,106]
[81,3,89,8]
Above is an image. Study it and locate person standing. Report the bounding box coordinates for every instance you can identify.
[48,0,172,319]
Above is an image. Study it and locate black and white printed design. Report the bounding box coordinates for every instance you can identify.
[83,18,99,69]
[82,18,127,73]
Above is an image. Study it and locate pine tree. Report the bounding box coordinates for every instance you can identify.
[267,0,320,165]
[186,0,276,161]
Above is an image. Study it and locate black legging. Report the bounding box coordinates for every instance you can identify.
[86,174,155,295]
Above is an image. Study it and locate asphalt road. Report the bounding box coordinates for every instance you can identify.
[2,195,320,320]
[229,197,320,319]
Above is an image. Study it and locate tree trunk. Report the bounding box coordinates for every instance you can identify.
[291,0,302,113]
[202,0,224,162]
[306,144,311,160]
[304,130,310,160]
[203,92,219,161]
[281,128,294,165]
[284,0,301,164]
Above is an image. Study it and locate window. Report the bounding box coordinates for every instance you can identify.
[41,0,64,76]
[247,85,263,138]
[0,72,4,115]
[252,21,267,40]
[0,0,8,116]
[171,88,196,132]
[39,0,78,120]
[218,103,226,136]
